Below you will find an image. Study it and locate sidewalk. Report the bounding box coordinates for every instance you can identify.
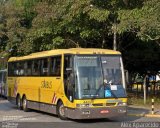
[127,105,160,117]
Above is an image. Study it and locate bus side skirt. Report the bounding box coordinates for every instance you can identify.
[27,100,57,114]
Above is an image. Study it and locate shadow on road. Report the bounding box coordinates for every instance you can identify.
[0,98,149,123]
[0,98,16,111]
[70,106,150,123]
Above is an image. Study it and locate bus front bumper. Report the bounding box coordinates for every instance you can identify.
[65,106,127,119]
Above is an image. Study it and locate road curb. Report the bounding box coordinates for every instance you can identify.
[127,113,160,118]
[144,114,160,118]
[127,114,145,117]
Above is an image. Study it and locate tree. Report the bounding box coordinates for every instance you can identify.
[118,0,160,42]
[0,0,159,74]
[13,0,159,54]
[0,0,37,56]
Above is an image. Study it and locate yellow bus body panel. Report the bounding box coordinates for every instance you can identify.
[7,48,127,119]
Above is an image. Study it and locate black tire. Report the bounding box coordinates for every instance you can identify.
[57,101,67,120]
[16,95,22,110]
[22,96,29,112]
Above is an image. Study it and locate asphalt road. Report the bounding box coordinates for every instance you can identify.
[0,98,160,128]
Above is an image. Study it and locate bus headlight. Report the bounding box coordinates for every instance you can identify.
[117,102,127,106]
[76,104,91,108]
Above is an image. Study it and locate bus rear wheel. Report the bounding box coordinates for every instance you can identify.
[16,95,22,110]
[57,101,67,120]
[22,96,29,112]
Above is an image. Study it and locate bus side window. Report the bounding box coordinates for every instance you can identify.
[41,58,49,76]
[17,62,24,76]
[13,63,18,76]
[24,62,27,76]
[8,63,14,76]
[27,61,32,76]
[32,60,40,76]
[50,56,61,76]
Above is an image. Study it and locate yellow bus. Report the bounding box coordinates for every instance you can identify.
[7,48,127,119]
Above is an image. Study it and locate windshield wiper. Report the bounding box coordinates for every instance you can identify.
[83,94,99,97]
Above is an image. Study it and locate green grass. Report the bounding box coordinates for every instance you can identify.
[127,93,160,108]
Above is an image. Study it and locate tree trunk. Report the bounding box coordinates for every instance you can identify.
[113,23,117,51]
[143,75,147,104]
[136,83,138,97]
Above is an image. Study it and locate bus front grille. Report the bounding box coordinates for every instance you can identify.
[106,103,116,106]
[92,103,103,107]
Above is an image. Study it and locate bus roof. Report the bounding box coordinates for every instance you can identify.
[8,48,121,62]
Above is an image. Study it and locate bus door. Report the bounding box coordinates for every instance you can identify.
[63,55,75,103]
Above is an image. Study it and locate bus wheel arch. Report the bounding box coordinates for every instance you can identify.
[56,100,67,120]
[22,94,29,112]
[16,94,22,110]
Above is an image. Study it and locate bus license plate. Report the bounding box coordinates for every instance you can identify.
[100,110,109,114]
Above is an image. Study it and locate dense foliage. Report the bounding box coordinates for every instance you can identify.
[0,0,160,76]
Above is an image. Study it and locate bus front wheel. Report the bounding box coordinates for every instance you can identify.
[22,96,29,112]
[57,101,67,120]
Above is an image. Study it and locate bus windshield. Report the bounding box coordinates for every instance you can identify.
[74,55,126,99]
